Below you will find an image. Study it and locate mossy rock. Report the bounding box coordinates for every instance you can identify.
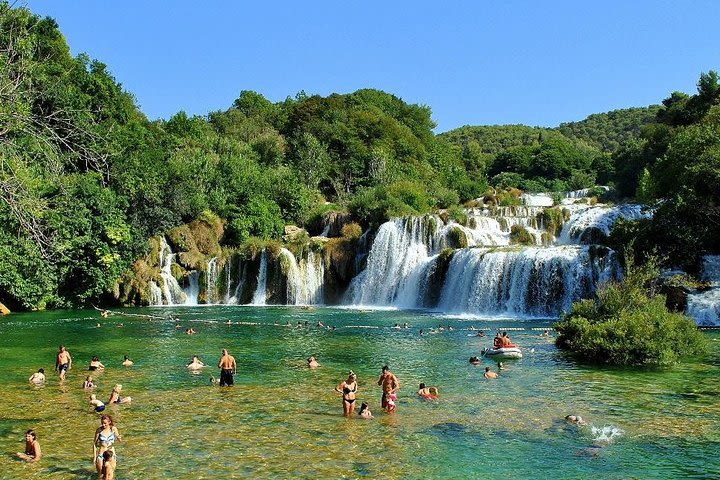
[540,232,554,246]
[446,226,468,249]
[510,225,535,245]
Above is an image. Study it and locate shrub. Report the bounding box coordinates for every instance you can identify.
[509,225,535,245]
[554,261,708,366]
[446,205,467,225]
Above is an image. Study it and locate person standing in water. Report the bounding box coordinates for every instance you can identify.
[93,414,120,474]
[377,365,400,412]
[16,429,41,462]
[55,345,72,381]
[217,349,236,386]
[335,371,358,416]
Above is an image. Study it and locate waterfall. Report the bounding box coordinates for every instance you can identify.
[282,248,325,305]
[206,257,218,304]
[184,271,199,305]
[687,255,720,326]
[347,218,440,306]
[157,237,186,305]
[558,205,651,244]
[228,258,247,305]
[224,258,232,303]
[437,246,617,317]
[251,250,268,305]
[149,281,163,306]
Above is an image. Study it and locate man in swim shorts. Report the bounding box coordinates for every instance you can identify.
[217,349,236,387]
[377,365,399,412]
[55,344,72,381]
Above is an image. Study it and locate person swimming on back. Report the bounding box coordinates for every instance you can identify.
[108,384,131,404]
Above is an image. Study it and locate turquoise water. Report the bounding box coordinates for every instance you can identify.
[1,306,719,479]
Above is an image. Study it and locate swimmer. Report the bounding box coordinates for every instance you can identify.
[335,371,358,416]
[296,321,303,329]
[224,319,233,325]
[285,320,292,327]
[419,329,424,335]
[403,323,409,329]
[307,356,320,369]
[447,325,453,331]
[331,326,336,331]
[122,355,133,367]
[100,310,110,318]
[316,321,324,328]
[16,429,41,462]
[484,366,498,379]
[418,383,439,399]
[359,402,373,419]
[175,324,182,329]
[83,376,95,389]
[108,384,131,404]
[55,344,72,381]
[89,356,105,371]
[185,328,196,335]
[469,356,481,365]
[28,368,45,385]
[101,449,116,480]
[498,362,507,370]
[186,355,205,370]
[96,323,102,328]
[475,331,485,337]
[90,394,106,412]
[392,323,401,330]
[565,415,586,425]
[542,329,550,337]
[116,323,124,328]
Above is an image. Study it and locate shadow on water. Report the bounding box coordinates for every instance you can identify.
[43,466,96,479]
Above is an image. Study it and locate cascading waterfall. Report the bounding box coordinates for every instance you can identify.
[228,258,247,305]
[251,250,268,305]
[687,255,720,326]
[155,237,186,305]
[558,205,651,244]
[206,257,218,304]
[437,246,617,317]
[184,271,199,305]
[347,217,440,306]
[281,248,325,305]
[149,281,163,306]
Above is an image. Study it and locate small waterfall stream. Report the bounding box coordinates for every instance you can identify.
[251,250,268,305]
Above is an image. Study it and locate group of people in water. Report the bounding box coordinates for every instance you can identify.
[16,316,573,474]
[19,344,133,478]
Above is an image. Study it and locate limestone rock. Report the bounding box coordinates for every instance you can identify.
[0,302,10,315]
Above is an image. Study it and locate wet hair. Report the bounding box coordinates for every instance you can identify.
[348,370,356,378]
[124,355,129,360]
[469,356,480,363]
[382,365,389,372]
[25,429,36,439]
[100,414,114,426]
[485,366,490,372]
[103,450,114,462]
[359,402,368,413]
[38,368,44,374]
[419,383,426,389]
[92,356,99,362]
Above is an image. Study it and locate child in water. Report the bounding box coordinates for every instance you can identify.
[386,393,397,412]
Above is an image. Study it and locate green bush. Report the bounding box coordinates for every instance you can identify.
[554,261,708,366]
[509,225,535,245]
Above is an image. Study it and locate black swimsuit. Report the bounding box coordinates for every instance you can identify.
[342,383,357,404]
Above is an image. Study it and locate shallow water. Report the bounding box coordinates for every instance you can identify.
[1,307,719,479]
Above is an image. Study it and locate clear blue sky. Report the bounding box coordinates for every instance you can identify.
[25,0,720,132]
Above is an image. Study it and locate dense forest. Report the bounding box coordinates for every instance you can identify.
[0,2,719,311]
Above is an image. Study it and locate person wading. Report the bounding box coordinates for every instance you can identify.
[217,349,237,386]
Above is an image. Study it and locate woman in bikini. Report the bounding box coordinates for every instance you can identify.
[335,371,358,416]
[93,414,121,474]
